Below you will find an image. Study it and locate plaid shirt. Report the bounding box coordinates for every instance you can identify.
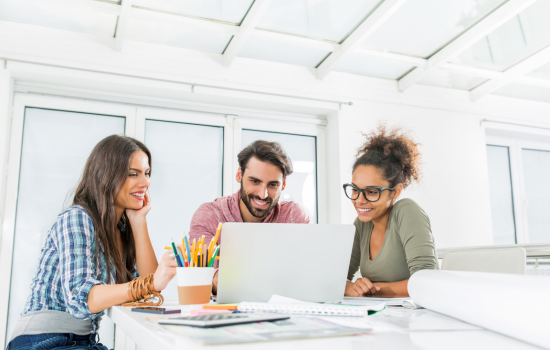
[22,205,138,333]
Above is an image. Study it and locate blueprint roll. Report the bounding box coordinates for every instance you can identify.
[409,270,550,350]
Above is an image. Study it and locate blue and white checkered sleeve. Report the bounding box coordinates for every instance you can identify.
[54,207,105,320]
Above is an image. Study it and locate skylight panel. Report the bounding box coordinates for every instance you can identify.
[127,16,233,54]
[451,0,550,72]
[418,70,488,90]
[132,0,254,25]
[0,0,118,36]
[361,0,506,58]
[256,0,382,43]
[237,36,330,68]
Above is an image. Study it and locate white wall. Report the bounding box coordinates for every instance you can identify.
[337,100,494,248]
[0,68,13,252]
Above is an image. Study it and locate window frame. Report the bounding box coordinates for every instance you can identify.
[0,93,327,348]
[0,93,138,348]
[486,135,550,244]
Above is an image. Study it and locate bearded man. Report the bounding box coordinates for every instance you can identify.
[189,140,310,294]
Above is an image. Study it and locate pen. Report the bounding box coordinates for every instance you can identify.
[170,238,182,267]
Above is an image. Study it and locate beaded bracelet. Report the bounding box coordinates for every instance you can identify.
[122,273,164,307]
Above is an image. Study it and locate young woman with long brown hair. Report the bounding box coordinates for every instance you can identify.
[7,135,177,350]
[344,125,438,298]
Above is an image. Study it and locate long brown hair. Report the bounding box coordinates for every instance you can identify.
[73,135,152,284]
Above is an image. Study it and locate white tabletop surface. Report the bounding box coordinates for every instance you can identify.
[107,301,542,350]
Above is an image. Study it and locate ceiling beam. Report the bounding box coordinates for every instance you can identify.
[516,76,550,90]
[130,7,239,36]
[316,0,408,80]
[354,47,425,66]
[223,0,273,67]
[114,0,132,51]
[353,47,504,80]
[25,0,550,95]
[471,45,550,101]
[252,29,339,52]
[54,0,121,15]
[397,0,539,92]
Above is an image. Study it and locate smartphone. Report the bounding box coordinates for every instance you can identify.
[131,307,181,315]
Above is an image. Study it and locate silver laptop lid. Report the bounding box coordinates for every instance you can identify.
[217,223,355,304]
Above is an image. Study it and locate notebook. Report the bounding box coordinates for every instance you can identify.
[238,295,386,317]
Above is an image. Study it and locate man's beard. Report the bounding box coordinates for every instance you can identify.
[240,183,279,219]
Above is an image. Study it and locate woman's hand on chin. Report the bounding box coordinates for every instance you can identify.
[126,192,152,224]
[153,250,178,292]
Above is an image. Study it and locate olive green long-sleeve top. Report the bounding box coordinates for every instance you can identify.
[347,198,438,282]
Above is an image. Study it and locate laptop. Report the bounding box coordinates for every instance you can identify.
[216,223,355,304]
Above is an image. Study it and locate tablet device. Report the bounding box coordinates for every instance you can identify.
[157,313,289,328]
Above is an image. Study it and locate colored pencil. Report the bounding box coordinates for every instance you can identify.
[176,247,185,267]
[181,247,188,267]
[210,223,222,256]
[170,239,182,267]
[208,246,219,267]
[184,236,191,268]
[203,304,238,311]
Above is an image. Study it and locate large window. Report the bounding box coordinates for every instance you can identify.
[486,137,550,244]
[0,95,324,348]
[486,145,516,245]
[144,119,224,300]
[241,130,318,223]
[6,107,125,347]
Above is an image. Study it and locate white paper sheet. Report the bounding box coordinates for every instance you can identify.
[409,270,550,349]
[268,294,318,305]
[343,296,412,306]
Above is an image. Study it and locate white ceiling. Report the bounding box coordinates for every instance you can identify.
[1,0,550,103]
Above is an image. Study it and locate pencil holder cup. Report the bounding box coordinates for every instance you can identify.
[176,267,215,309]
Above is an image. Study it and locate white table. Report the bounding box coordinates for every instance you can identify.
[107,301,541,350]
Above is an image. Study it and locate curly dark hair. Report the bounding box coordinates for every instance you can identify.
[353,125,421,189]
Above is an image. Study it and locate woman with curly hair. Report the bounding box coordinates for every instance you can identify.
[343,125,438,298]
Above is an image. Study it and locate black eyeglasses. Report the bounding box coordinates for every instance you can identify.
[342,184,395,202]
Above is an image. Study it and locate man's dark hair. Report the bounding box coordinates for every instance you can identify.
[238,140,293,178]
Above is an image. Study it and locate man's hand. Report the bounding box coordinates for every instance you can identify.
[344,278,380,297]
[212,270,219,295]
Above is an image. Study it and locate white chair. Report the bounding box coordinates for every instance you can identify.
[441,247,526,275]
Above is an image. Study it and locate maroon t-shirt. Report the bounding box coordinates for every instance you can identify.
[189,190,310,267]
